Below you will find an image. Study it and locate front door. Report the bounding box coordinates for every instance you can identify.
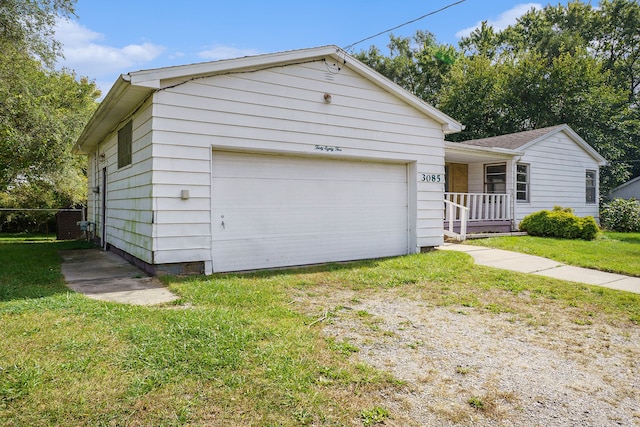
[445,163,469,193]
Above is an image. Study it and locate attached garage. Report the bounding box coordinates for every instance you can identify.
[211,151,409,272]
[75,45,462,275]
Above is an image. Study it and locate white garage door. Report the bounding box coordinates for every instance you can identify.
[211,151,408,272]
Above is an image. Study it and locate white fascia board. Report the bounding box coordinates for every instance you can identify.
[445,141,522,157]
[127,46,340,89]
[125,45,463,134]
[74,75,133,153]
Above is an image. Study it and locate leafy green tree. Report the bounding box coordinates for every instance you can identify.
[0,0,99,231]
[0,0,76,66]
[361,1,639,193]
[355,30,459,105]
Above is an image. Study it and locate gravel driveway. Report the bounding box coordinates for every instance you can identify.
[295,287,640,426]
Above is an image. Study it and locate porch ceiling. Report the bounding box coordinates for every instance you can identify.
[445,141,521,164]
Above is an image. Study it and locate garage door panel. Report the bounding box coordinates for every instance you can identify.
[211,151,409,272]
[213,179,407,207]
[213,154,407,182]
[213,206,408,240]
[214,232,408,272]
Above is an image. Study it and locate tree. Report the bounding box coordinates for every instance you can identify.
[355,30,459,105]
[0,0,76,67]
[360,1,639,193]
[0,0,100,231]
[485,0,640,184]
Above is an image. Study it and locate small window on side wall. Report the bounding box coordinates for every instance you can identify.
[516,163,529,202]
[118,120,132,169]
[586,170,596,204]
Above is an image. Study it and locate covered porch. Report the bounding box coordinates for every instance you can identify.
[443,140,522,240]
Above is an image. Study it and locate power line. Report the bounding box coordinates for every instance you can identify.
[342,0,467,52]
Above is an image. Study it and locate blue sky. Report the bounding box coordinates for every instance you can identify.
[53,1,567,97]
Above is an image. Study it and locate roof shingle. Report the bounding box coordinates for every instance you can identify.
[457,125,565,150]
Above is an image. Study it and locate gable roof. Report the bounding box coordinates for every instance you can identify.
[457,124,607,165]
[611,175,640,193]
[74,45,462,153]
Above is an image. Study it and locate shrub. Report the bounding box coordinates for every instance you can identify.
[519,206,599,240]
[600,198,640,232]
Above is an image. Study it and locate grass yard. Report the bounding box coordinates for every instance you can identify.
[466,232,640,277]
[1,236,640,425]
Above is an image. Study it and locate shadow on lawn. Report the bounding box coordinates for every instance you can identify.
[610,234,640,245]
[0,239,93,302]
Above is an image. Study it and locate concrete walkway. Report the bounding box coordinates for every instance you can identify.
[439,243,640,294]
[60,249,180,305]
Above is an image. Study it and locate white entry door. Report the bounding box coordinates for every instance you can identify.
[211,151,408,272]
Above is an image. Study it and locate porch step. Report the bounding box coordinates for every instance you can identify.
[444,220,512,234]
[466,231,528,239]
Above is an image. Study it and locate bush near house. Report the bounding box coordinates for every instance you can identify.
[519,206,598,240]
[600,198,640,232]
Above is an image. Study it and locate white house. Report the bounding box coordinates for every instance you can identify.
[74,46,462,274]
[444,124,608,234]
[610,176,640,200]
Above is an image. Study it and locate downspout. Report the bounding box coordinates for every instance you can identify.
[94,146,99,242]
[512,156,522,230]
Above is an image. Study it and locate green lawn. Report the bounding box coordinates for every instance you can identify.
[1,236,639,426]
[465,232,640,277]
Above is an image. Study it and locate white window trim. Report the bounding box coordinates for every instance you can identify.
[484,163,507,194]
[586,169,597,204]
[516,163,530,203]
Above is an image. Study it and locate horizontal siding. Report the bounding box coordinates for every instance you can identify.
[100,99,155,263]
[516,133,601,223]
[150,60,446,264]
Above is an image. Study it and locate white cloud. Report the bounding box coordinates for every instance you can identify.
[455,3,542,39]
[198,45,261,61]
[54,19,165,78]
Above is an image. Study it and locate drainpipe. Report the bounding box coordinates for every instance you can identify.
[512,156,522,230]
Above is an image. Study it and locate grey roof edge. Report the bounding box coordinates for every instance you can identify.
[74,45,463,152]
[610,175,640,193]
[457,124,607,166]
[517,124,608,166]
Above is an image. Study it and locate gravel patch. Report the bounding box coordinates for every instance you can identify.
[296,288,640,426]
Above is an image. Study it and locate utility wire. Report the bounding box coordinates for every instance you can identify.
[343,0,467,52]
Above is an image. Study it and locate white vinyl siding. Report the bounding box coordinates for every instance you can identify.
[148,60,446,267]
[91,100,154,263]
[514,132,601,224]
[87,55,454,271]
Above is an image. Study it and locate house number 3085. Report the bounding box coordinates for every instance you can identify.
[420,173,443,183]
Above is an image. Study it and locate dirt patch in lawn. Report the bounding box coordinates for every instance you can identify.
[293,286,640,426]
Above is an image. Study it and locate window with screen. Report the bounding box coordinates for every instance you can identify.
[118,120,132,169]
[485,163,506,194]
[586,170,596,204]
[516,163,529,202]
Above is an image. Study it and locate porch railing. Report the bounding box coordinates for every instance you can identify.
[444,192,511,221]
[443,199,469,241]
